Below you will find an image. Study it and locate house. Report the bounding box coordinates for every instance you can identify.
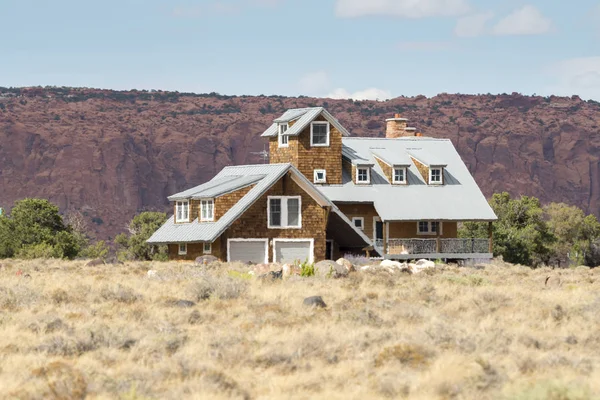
[148,107,497,262]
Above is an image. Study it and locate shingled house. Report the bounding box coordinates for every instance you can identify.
[148,107,497,262]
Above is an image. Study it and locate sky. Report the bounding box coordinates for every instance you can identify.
[1,0,599,100]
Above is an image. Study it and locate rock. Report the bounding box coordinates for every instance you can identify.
[303,296,327,308]
[85,258,104,267]
[410,259,436,274]
[259,269,283,281]
[172,299,196,308]
[282,264,292,278]
[195,255,219,265]
[380,260,404,269]
[336,258,355,272]
[315,260,341,278]
[147,270,158,277]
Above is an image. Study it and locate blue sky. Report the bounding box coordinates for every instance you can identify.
[1,0,599,100]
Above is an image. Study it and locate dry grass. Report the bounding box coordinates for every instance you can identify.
[0,259,599,399]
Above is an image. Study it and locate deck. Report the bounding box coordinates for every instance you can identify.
[374,238,493,260]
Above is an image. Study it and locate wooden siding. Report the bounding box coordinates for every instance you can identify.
[389,221,457,238]
[168,237,222,261]
[214,184,255,221]
[411,156,429,183]
[375,157,392,183]
[216,173,328,262]
[336,203,379,240]
[269,135,298,165]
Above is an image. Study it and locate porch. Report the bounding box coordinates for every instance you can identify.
[373,238,493,260]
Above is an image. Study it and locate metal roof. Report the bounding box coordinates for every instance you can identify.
[370,148,412,166]
[261,107,351,138]
[319,137,497,222]
[168,175,265,201]
[342,146,374,166]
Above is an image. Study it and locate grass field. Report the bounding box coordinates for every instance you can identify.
[0,259,598,399]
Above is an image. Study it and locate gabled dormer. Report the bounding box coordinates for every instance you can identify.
[409,154,447,186]
[261,107,351,185]
[371,150,411,185]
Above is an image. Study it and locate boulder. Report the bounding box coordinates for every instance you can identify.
[315,260,342,278]
[259,269,283,281]
[409,259,436,274]
[147,270,158,277]
[336,258,355,272]
[172,299,196,308]
[303,296,327,308]
[85,258,105,267]
[195,255,219,265]
[380,260,405,269]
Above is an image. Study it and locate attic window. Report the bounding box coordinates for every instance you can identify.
[352,217,364,230]
[313,169,326,183]
[200,199,214,221]
[356,167,370,184]
[278,123,289,147]
[310,122,330,147]
[175,201,189,223]
[429,167,443,185]
[393,167,406,184]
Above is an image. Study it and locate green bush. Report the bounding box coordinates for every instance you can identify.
[299,261,315,277]
[80,240,110,260]
[16,243,56,259]
[115,212,168,261]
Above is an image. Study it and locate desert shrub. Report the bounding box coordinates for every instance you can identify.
[115,212,168,261]
[100,285,141,304]
[375,343,432,368]
[187,276,247,301]
[506,381,591,400]
[79,240,109,260]
[299,261,315,277]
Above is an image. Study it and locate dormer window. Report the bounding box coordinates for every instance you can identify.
[313,169,326,183]
[356,167,370,184]
[429,167,443,185]
[200,199,214,221]
[393,167,407,184]
[278,123,289,147]
[176,201,189,223]
[310,122,330,147]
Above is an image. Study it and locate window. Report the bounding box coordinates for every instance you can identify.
[393,167,406,184]
[178,243,187,255]
[310,122,330,147]
[175,201,189,223]
[203,242,212,254]
[313,169,326,183]
[429,167,442,185]
[356,167,370,184]
[278,123,289,147]
[352,217,364,230]
[268,196,301,228]
[201,199,214,221]
[417,221,442,235]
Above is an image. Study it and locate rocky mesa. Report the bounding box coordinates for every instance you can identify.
[0,87,599,241]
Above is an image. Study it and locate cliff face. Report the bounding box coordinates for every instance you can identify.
[0,88,598,240]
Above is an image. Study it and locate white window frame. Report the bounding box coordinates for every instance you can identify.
[175,200,190,223]
[429,167,443,185]
[417,221,443,236]
[393,167,407,184]
[313,169,327,183]
[267,196,302,229]
[200,199,215,222]
[356,167,370,184]
[352,217,364,230]
[278,123,289,148]
[203,242,212,254]
[272,238,315,264]
[178,243,187,255]
[310,121,330,147]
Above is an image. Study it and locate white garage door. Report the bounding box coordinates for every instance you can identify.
[228,240,268,264]
[274,240,313,264]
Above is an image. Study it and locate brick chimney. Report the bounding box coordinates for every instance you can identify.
[385,114,410,138]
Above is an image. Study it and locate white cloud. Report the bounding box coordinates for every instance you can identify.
[335,0,470,19]
[327,88,392,101]
[546,57,600,101]
[298,71,330,95]
[492,5,552,36]
[454,11,494,37]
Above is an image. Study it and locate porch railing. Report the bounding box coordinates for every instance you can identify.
[375,238,490,255]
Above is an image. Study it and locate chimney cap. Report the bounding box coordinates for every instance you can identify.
[385,117,408,122]
[405,127,417,131]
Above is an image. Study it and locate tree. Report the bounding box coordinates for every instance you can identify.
[115,211,168,261]
[0,198,81,259]
[459,193,554,266]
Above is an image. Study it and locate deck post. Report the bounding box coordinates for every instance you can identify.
[383,221,388,257]
[436,223,441,253]
[488,221,493,253]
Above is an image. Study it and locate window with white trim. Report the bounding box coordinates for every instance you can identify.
[352,217,364,230]
[268,196,301,228]
[175,201,189,223]
[278,123,289,147]
[417,221,442,235]
[313,169,326,183]
[310,122,330,147]
[393,167,406,184]
[200,199,214,221]
[203,242,212,254]
[178,243,187,255]
[429,167,442,185]
[356,167,370,184]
